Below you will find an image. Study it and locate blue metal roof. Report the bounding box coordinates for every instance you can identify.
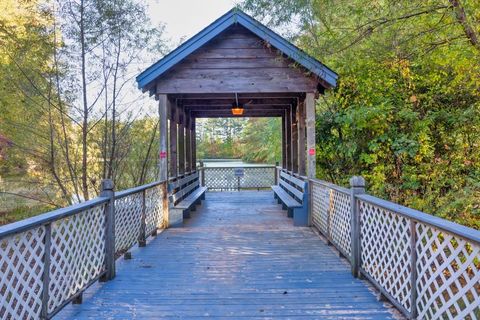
[136,8,338,92]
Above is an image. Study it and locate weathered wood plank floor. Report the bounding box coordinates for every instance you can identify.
[57,191,396,319]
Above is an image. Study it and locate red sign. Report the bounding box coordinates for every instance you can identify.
[309,148,315,156]
[159,151,167,159]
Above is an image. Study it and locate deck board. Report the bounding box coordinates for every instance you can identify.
[56,191,397,319]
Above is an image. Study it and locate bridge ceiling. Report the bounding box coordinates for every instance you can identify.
[172,92,301,118]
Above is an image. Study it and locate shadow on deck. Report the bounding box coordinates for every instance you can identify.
[57,191,398,319]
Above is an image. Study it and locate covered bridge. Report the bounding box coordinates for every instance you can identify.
[1,8,479,320]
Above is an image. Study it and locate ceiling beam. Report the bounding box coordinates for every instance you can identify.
[170,92,304,100]
[185,105,290,112]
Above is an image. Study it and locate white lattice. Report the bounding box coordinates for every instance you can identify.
[329,190,352,257]
[311,182,330,236]
[145,184,165,235]
[48,205,106,313]
[416,223,480,319]
[0,227,46,319]
[360,201,412,312]
[203,167,275,190]
[115,193,143,254]
[241,167,275,188]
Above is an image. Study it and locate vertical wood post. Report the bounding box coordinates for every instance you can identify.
[40,223,51,319]
[161,182,169,228]
[158,94,168,182]
[305,93,316,178]
[100,179,115,281]
[286,107,292,172]
[185,112,191,173]
[169,99,177,178]
[350,176,365,278]
[298,98,306,176]
[410,220,418,319]
[178,104,185,175]
[281,115,286,169]
[291,103,298,174]
[192,118,197,171]
[138,189,146,247]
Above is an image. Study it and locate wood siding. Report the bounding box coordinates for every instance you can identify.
[156,26,319,94]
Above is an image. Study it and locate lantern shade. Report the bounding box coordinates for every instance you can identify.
[231,106,244,115]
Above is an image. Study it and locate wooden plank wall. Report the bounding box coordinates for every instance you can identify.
[156,26,318,94]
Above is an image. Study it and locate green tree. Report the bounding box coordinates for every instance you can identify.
[242,0,480,228]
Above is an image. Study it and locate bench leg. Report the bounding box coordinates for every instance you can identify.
[190,205,196,212]
[293,206,308,227]
[273,193,277,200]
[168,207,183,228]
[287,208,293,218]
[282,203,287,211]
[200,192,206,201]
[183,208,191,219]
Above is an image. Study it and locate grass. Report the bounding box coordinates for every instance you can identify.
[0,204,54,226]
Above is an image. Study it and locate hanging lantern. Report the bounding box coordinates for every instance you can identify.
[231,93,244,115]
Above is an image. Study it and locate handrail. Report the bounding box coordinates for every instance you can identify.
[199,165,276,169]
[309,176,480,320]
[114,180,165,200]
[0,179,168,320]
[309,177,350,195]
[0,197,109,239]
[356,193,480,245]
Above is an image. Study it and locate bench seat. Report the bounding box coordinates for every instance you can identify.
[271,186,301,209]
[168,172,205,227]
[175,186,207,209]
[271,171,309,226]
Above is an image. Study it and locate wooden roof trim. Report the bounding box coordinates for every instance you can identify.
[136,8,338,92]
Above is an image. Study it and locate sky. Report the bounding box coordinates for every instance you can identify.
[147,0,239,44]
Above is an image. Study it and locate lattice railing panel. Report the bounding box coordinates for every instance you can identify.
[48,205,106,313]
[0,227,46,320]
[360,200,412,312]
[329,190,352,257]
[114,193,143,255]
[241,167,275,188]
[416,223,480,320]
[203,167,275,190]
[203,168,237,190]
[145,184,165,235]
[311,182,330,236]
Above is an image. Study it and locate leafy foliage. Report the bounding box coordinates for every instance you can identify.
[196,117,281,164]
[242,0,480,228]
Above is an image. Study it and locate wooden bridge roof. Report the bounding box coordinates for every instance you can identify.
[136,8,338,98]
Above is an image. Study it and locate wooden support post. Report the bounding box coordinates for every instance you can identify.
[305,93,316,178]
[158,94,168,182]
[161,182,169,228]
[185,112,191,173]
[169,99,177,178]
[192,118,197,171]
[291,103,298,174]
[178,104,185,175]
[286,106,292,172]
[298,98,306,176]
[410,220,418,319]
[40,224,51,319]
[100,179,115,281]
[350,176,365,278]
[281,115,286,169]
[138,189,146,247]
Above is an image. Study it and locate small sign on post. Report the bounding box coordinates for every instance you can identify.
[234,168,244,191]
[234,168,244,177]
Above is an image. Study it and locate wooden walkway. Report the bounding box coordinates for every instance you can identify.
[57,192,397,319]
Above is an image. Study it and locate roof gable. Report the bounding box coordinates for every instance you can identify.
[136,8,338,93]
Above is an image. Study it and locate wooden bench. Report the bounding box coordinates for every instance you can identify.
[271,171,309,226]
[168,172,207,227]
